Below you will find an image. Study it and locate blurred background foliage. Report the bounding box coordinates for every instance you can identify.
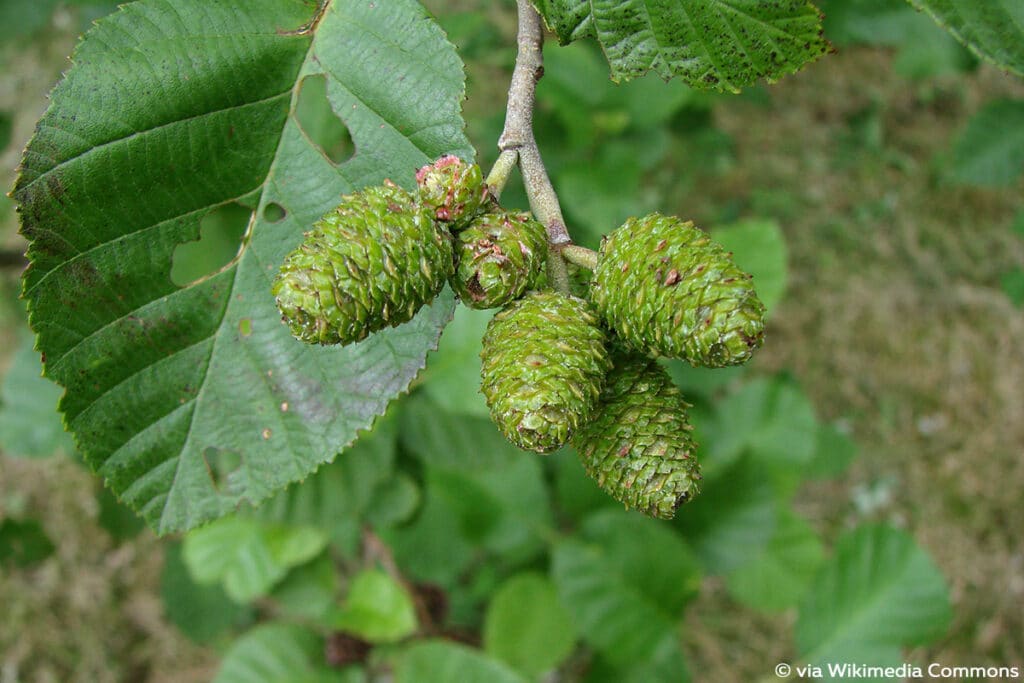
[1,0,1022,681]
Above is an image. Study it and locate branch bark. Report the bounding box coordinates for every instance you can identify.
[499,0,571,294]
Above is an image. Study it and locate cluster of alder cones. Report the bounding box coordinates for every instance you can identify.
[273,156,766,519]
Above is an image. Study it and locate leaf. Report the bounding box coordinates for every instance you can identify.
[329,569,418,644]
[214,622,341,683]
[270,552,339,621]
[713,220,788,314]
[532,0,830,91]
[0,518,55,568]
[182,515,328,603]
[160,541,252,644]
[96,483,146,542]
[552,510,699,667]
[704,377,819,483]
[483,573,577,678]
[726,511,825,612]
[399,393,519,471]
[393,641,529,683]
[419,306,493,417]
[950,99,1024,187]
[1001,266,1024,307]
[585,634,692,683]
[14,0,471,534]
[0,332,74,458]
[908,0,1024,77]
[805,422,858,479]
[675,455,778,574]
[382,492,476,587]
[797,525,952,675]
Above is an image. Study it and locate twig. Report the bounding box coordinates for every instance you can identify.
[484,149,518,200]
[499,0,572,294]
[561,244,598,270]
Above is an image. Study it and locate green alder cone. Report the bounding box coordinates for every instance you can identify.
[415,155,490,230]
[272,182,454,345]
[591,213,766,367]
[480,292,611,453]
[451,210,548,309]
[572,353,702,519]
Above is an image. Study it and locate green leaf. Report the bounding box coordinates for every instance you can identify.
[393,641,529,683]
[329,569,418,644]
[0,518,55,568]
[160,542,252,644]
[533,0,830,90]
[182,515,328,603]
[908,0,1024,77]
[675,455,778,574]
[364,473,421,529]
[1001,267,1024,307]
[96,483,146,542]
[400,394,520,471]
[950,99,1024,187]
[483,573,577,678]
[270,552,338,621]
[552,511,699,667]
[15,0,471,534]
[797,525,952,675]
[382,492,475,587]
[714,220,788,314]
[726,511,825,612]
[0,332,74,458]
[214,622,341,683]
[585,634,691,683]
[705,377,818,478]
[805,422,858,479]
[419,306,493,417]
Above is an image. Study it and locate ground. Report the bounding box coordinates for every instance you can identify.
[1,4,1022,681]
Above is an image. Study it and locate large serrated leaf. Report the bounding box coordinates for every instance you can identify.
[908,0,1024,77]
[14,0,471,534]
[533,0,830,90]
[797,525,952,677]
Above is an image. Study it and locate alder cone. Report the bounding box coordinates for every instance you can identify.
[480,292,611,453]
[451,210,548,309]
[572,353,701,519]
[272,183,453,346]
[591,214,766,367]
[415,155,490,230]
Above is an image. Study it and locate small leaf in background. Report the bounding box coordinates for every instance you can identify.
[726,511,825,613]
[393,641,528,683]
[483,573,577,678]
[382,493,475,587]
[96,484,145,543]
[704,377,819,480]
[553,447,619,521]
[214,622,339,683]
[950,99,1024,187]
[0,333,74,459]
[552,510,699,668]
[675,455,778,575]
[160,542,252,644]
[534,0,830,91]
[419,306,493,417]
[364,474,421,529]
[585,633,691,683]
[271,552,338,622]
[714,219,789,314]
[182,515,328,603]
[664,362,746,400]
[0,110,12,149]
[329,569,417,644]
[1000,267,1024,307]
[399,394,518,471]
[805,422,859,479]
[818,0,973,79]
[0,517,55,568]
[908,0,1024,77]
[797,524,952,677]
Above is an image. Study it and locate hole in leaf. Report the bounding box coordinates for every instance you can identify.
[203,446,245,495]
[296,74,353,164]
[263,202,286,223]
[171,202,250,287]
